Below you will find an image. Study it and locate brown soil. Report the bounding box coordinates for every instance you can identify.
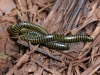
[0,0,100,75]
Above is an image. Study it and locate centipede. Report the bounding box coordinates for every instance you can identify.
[8,22,93,50]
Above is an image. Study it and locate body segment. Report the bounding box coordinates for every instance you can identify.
[8,22,93,50]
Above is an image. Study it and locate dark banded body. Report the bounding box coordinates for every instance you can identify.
[43,41,70,50]
[9,27,69,50]
[19,29,70,50]
[18,33,70,50]
[11,22,48,37]
[19,34,93,44]
[7,22,93,50]
[63,35,93,43]
[19,28,43,36]
[18,34,64,44]
[8,22,93,43]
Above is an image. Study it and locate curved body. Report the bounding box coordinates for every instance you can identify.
[10,22,48,37]
[8,22,93,50]
[43,41,69,50]
[19,29,70,50]
[20,28,43,36]
[18,34,63,44]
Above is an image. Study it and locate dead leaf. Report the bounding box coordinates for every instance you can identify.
[0,16,16,23]
[5,38,19,57]
[0,0,16,15]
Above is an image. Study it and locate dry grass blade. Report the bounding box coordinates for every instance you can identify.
[81,57,100,75]
[6,44,39,75]
[67,62,73,75]
[71,0,99,34]
[75,66,81,75]
[42,0,62,27]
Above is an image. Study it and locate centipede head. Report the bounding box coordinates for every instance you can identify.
[7,24,16,36]
[7,26,12,34]
[87,36,93,42]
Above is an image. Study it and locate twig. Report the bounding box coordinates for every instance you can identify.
[35,61,53,74]
[67,0,85,32]
[37,49,62,62]
[73,52,100,66]
[42,0,62,27]
[37,3,54,16]
[17,40,62,62]
[6,43,39,75]
[67,62,73,75]
[71,0,99,34]
[81,57,100,75]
